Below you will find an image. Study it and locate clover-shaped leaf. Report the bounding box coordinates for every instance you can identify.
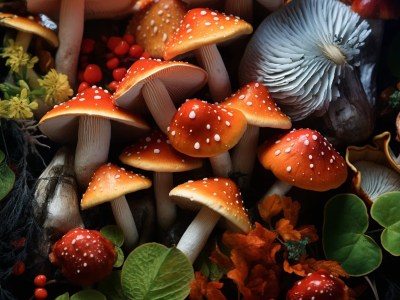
[371,191,400,256]
[121,242,194,300]
[323,193,382,276]
[0,150,15,201]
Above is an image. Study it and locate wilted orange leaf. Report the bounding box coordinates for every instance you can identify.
[258,194,283,222]
[227,250,250,298]
[283,257,307,277]
[297,225,319,243]
[282,197,301,226]
[275,218,301,241]
[304,257,349,278]
[209,246,233,270]
[190,272,226,300]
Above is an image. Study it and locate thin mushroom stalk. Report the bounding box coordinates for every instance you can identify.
[153,172,176,231]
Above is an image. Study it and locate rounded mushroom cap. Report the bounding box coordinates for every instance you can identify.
[112,58,208,111]
[221,81,292,128]
[238,0,371,121]
[169,177,251,233]
[81,163,152,209]
[167,99,247,158]
[39,86,149,144]
[0,13,59,47]
[258,128,348,192]
[163,7,253,61]
[119,130,203,172]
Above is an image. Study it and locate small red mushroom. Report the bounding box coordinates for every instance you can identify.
[49,227,117,286]
[286,270,350,300]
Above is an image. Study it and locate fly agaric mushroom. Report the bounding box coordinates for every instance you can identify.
[49,227,117,286]
[163,7,253,101]
[258,128,348,197]
[119,130,203,231]
[167,99,247,177]
[38,86,149,187]
[126,0,188,59]
[351,0,400,19]
[286,270,350,300]
[221,81,292,188]
[239,0,371,121]
[81,163,152,249]
[113,58,208,134]
[169,177,251,263]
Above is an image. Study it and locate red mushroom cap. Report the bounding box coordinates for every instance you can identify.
[286,270,350,300]
[221,81,292,128]
[167,99,247,158]
[119,130,203,172]
[39,86,149,144]
[49,227,117,286]
[163,7,253,60]
[258,128,348,192]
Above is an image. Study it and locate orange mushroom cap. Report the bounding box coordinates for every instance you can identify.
[119,130,203,172]
[221,81,292,128]
[169,177,251,233]
[163,7,253,60]
[258,128,348,192]
[167,99,247,158]
[81,163,152,209]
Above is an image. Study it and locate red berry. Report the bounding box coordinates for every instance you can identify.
[34,288,48,300]
[123,33,135,45]
[34,274,47,287]
[78,82,91,93]
[141,51,151,59]
[106,57,120,70]
[128,44,144,58]
[81,38,95,54]
[12,260,25,276]
[112,67,127,82]
[83,64,103,85]
[107,36,122,51]
[113,40,130,56]
[108,81,119,91]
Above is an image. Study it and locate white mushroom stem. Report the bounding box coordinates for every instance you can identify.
[263,180,293,198]
[232,124,259,188]
[110,195,139,250]
[176,206,220,264]
[224,0,253,23]
[142,78,178,134]
[55,0,84,88]
[74,116,111,187]
[154,172,177,231]
[209,152,233,177]
[195,44,232,102]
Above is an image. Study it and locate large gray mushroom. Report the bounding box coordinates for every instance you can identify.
[239,0,371,122]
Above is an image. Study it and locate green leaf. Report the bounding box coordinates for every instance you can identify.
[323,193,382,276]
[100,225,124,247]
[55,292,69,300]
[70,289,106,300]
[371,191,400,256]
[0,150,15,201]
[97,271,126,300]
[114,246,124,268]
[121,242,194,300]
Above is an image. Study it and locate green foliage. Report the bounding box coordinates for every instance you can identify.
[97,271,126,300]
[285,237,309,261]
[389,90,400,109]
[371,191,400,256]
[323,194,382,276]
[0,149,15,201]
[100,225,124,247]
[121,242,194,300]
[55,290,106,300]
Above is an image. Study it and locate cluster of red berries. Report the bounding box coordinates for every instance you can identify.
[77,34,151,93]
[33,274,48,300]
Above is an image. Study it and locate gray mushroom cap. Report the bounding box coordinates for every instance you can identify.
[238,0,371,121]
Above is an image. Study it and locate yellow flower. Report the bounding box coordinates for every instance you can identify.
[38,69,73,105]
[7,88,38,119]
[0,100,10,119]
[1,39,38,73]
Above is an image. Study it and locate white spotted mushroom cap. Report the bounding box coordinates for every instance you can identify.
[167,98,247,158]
[119,130,203,172]
[221,81,292,128]
[169,177,251,233]
[163,7,253,61]
[258,128,348,192]
[112,58,208,110]
[80,163,152,209]
[38,86,150,144]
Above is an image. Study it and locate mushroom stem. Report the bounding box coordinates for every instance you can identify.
[55,0,84,88]
[224,0,253,23]
[256,0,284,11]
[209,152,233,177]
[110,195,139,250]
[154,172,176,231]
[263,180,293,198]
[195,44,232,102]
[176,206,220,264]
[232,124,259,188]
[142,78,178,134]
[75,116,111,187]
[15,31,33,52]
